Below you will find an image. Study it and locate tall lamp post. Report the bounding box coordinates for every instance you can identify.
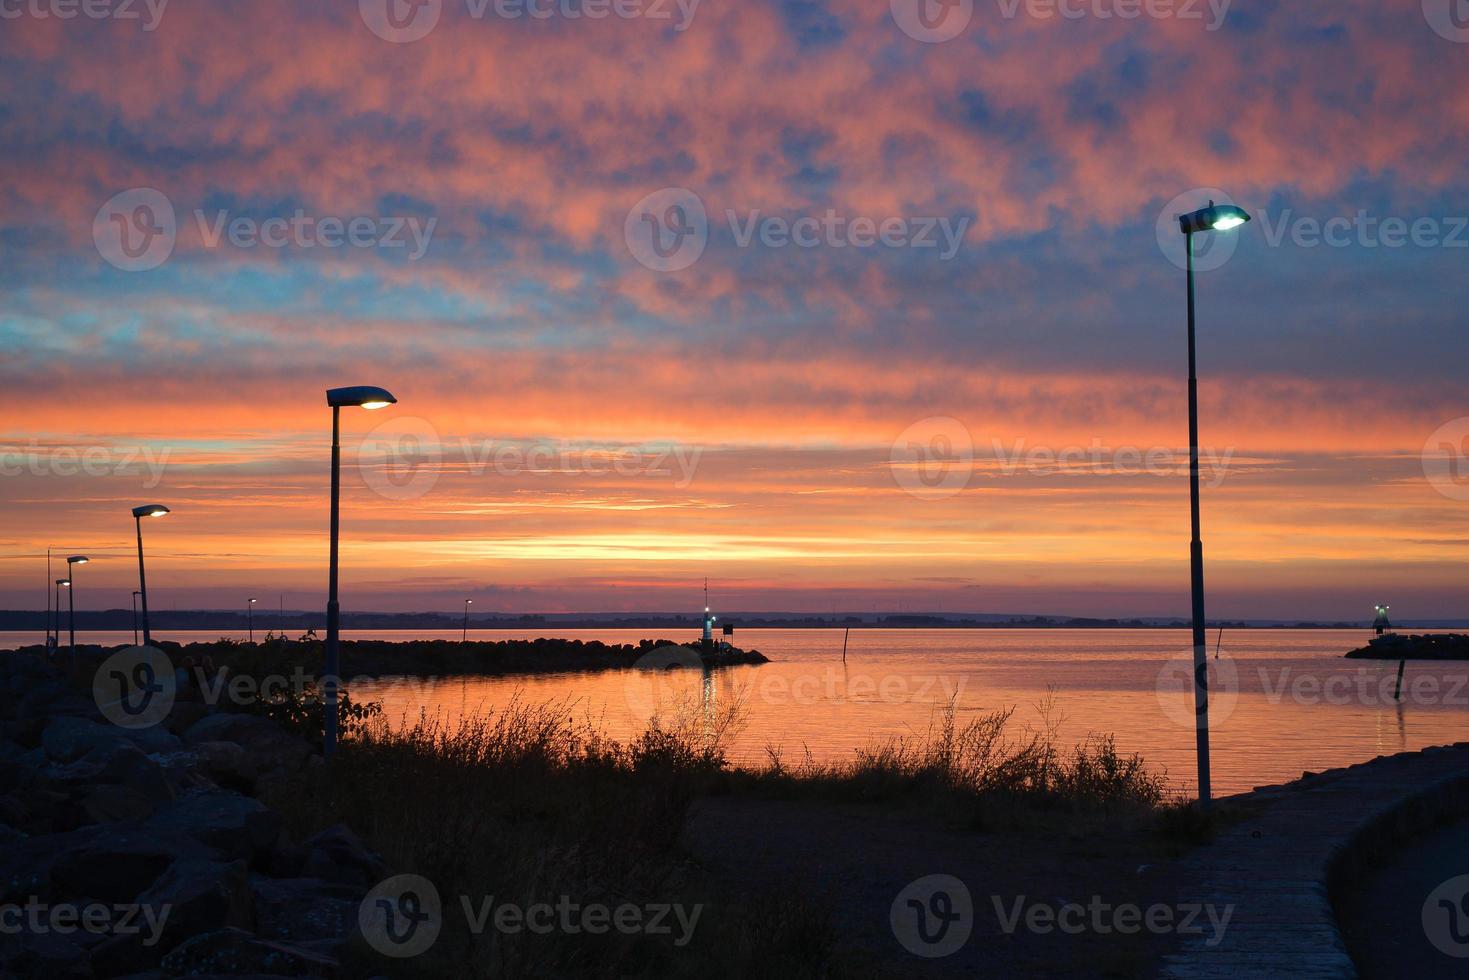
[131,591,141,645]
[324,385,397,759]
[54,579,70,657]
[1177,200,1250,808]
[132,504,171,645]
[65,556,89,664]
[462,598,473,643]
[248,597,259,643]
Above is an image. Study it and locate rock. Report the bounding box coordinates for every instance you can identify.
[119,726,182,756]
[192,739,249,786]
[15,680,72,719]
[98,744,174,804]
[250,875,359,947]
[91,858,253,974]
[42,717,131,764]
[145,790,281,862]
[0,826,104,903]
[4,716,46,747]
[0,927,92,978]
[240,730,315,780]
[300,824,388,889]
[183,713,279,748]
[80,784,159,823]
[159,927,339,977]
[165,700,209,737]
[50,825,214,904]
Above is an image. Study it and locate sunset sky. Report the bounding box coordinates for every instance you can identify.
[2,0,1468,619]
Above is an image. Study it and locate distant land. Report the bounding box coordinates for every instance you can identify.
[4,609,1460,633]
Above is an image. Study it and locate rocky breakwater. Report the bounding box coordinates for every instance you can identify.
[0,651,385,977]
[1345,632,1469,660]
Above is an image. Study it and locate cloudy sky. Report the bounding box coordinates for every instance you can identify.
[2,0,1467,619]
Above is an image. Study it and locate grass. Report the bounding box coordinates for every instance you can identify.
[725,697,1172,834]
[258,689,1179,977]
[259,699,844,978]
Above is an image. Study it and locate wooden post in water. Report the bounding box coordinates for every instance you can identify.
[1394,659,1407,701]
[841,627,849,663]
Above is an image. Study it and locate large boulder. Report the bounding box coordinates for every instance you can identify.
[250,875,359,948]
[90,858,253,975]
[42,717,132,764]
[50,825,215,904]
[299,824,388,890]
[160,926,339,977]
[98,744,175,804]
[0,826,103,903]
[183,713,280,748]
[145,790,281,862]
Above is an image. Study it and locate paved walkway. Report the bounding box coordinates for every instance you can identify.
[1161,743,1469,978]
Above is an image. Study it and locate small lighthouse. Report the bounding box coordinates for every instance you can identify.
[1373,604,1392,636]
[701,579,716,652]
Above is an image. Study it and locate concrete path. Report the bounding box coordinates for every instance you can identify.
[1161,743,1469,978]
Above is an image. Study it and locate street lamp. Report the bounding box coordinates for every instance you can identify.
[65,556,88,664]
[1177,199,1250,808]
[54,579,70,658]
[131,591,141,645]
[132,504,170,646]
[462,598,473,643]
[324,385,397,758]
[248,597,259,643]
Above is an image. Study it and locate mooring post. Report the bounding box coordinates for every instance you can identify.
[1394,658,1407,701]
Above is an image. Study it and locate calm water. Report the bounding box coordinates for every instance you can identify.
[7,628,1465,796]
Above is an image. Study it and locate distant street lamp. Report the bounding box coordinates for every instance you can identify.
[54,579,70,658]
[132,504,170,645]
[324,385,397,759]
[65,556,89,664]
[1177,200,1250,808]
[131,591,141,645]
[248,597,259,643]
[462,598,473,643]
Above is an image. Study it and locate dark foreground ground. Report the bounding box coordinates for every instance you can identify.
[1336,816,1469,977]
[0,646,1229,978]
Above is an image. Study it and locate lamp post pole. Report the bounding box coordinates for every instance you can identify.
[1185,229,1212,808]
[322,385,397,760]
[64,556,88,668]
[248,597,258,643]
[462,599,472,643]
[135,515,152,644]
[54,579,68,659]
[1175,200,1249,809]
[132,505,170,646]
[132,591,141,645]
[326,404,342,758]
